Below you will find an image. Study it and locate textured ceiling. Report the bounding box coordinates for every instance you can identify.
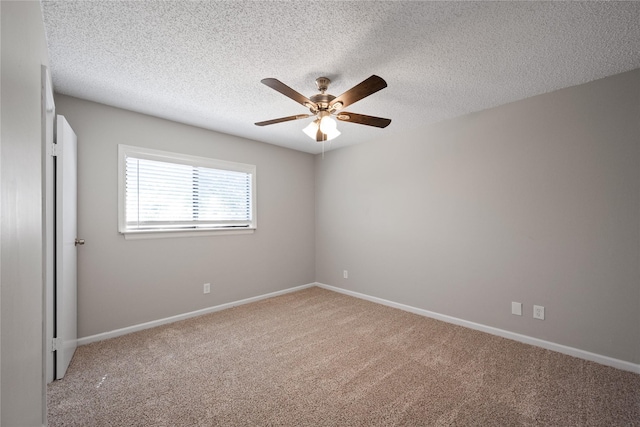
[41,1,640,154]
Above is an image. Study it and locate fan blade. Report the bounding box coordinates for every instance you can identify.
[255,114,311,126]
[336,112,391,128]
[261,78,317,109]
[330,75,387,110]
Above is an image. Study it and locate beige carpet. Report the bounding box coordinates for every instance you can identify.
[48,287,640,426]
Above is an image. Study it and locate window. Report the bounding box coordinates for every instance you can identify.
[118,145,256,239]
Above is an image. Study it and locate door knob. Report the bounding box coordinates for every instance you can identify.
[75,238,85,246]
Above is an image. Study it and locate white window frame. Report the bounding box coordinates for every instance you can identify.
[118,144,256,239]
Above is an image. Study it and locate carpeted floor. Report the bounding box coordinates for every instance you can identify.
[48,287,640,426]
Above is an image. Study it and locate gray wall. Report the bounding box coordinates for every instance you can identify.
[55,95,316,338]
[1,1,49,425]
[316,70,640,364]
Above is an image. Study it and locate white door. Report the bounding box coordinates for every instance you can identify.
[55,115,79,379]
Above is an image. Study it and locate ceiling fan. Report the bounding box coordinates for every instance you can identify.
[255,75,391,142]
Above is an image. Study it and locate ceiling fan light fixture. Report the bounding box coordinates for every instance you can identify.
[319,115,337,134]
[302,119,341,142]
[303,120,320,139]
[324,128,341,141]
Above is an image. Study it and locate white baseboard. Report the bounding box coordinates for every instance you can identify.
[315,282,640,375]
[78,281,639,375]
[77,283,316,346]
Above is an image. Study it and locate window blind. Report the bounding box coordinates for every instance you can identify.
[124,155,253,231]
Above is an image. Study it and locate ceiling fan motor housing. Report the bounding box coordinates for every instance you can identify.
[310,93,336,112]
[309,77,338,113]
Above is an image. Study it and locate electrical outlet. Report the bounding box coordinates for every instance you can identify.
[343,270,348,279]
[533,305,545,320]
[203,283,211,294]
[511,302,522,316]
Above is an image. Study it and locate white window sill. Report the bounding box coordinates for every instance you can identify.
[121,228,256,240]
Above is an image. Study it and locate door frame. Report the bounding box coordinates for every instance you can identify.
[42,65,56,386]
